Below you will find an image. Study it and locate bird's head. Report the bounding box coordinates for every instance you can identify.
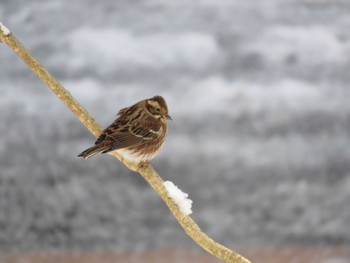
[146,96,172,123]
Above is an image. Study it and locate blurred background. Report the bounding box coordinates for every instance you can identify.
[1,1,350,262]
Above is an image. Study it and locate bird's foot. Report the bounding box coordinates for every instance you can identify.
[137,160,150,172]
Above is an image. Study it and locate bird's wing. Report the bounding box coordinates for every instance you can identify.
[95,116,162,152]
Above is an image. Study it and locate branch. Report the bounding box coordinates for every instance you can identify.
[0,24,251,263]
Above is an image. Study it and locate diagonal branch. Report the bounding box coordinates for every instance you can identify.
[0,25,251,263]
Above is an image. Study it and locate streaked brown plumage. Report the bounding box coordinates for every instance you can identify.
[77,96,171,164]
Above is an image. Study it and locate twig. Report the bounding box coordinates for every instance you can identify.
[0,24,251,263]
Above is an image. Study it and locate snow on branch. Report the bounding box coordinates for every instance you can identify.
[164,181,193,216]
[0,22,11,36]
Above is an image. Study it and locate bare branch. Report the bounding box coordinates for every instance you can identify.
[0,25,251,263]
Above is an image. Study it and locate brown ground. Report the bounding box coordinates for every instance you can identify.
[1,246,349,263]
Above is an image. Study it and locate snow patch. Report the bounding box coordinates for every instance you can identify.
[241,79,323,112]
[163,181,193,216]
[0,22,10,36]
[181,76,324,115]
[68,28,221,74]
[63,78,101,101]
[243,26,347,66]
[187,76,237,112]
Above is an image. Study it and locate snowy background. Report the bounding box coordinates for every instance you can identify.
[1,0,350,255]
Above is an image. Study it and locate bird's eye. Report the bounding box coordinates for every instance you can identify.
[156,108,161,112]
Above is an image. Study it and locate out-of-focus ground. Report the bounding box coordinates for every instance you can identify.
[1,0,350,262]
[1,247,350,263]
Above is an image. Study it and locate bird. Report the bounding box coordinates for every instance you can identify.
[77,95,171,165]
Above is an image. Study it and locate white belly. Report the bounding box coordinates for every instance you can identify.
[116,147,161,164]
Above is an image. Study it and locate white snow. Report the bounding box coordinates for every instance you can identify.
[187,76,238,113]
[243,26,347,66]
[68,28,221,74]
[0,22,10,36]
[163,181,193,216]
[63,78,101,101]
[240,79,323,112]
[179,76,325,116]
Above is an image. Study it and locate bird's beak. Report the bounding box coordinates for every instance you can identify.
[166,114,172,120]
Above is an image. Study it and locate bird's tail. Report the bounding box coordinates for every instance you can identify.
[77,145,109,159]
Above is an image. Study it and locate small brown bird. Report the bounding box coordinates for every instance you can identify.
[77,96,171,164]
